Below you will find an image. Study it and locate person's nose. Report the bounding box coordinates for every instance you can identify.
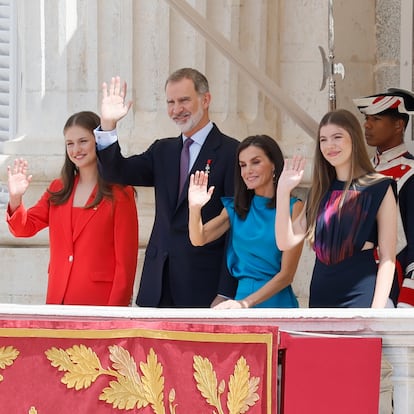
[364,119,372,130]
[171,102,184,115]
[246,164,254,174]
[326,138,336,148]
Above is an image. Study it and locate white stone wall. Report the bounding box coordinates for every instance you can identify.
[0,0,405,308]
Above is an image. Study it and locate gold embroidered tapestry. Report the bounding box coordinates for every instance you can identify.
[0,319,278,413]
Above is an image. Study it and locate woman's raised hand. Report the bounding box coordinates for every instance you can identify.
[188,170,215,209]
[277,155,306,193]
[100,76,133,131]
[7,158,32,197]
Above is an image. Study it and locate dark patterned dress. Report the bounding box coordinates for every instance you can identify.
[309,175,396,307]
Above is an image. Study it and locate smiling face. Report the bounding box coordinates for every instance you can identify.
[319,123,353,180]
[238,145,275,197]
[165,77,211,137]
[64,125,97,170]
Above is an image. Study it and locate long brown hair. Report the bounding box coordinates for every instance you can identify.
[234,135,284,219]
[305,109,376,244]
[48,111,114,208]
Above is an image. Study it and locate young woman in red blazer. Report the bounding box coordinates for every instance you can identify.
[6,111,138,306]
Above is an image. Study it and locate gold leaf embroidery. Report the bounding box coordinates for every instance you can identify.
[140,348,165,414]
[228,357,250,414]
[45,344,260,413]
[193,355,224,414]
[218,379,226,394]
[193,355,260,414]
[108,345,141,384]
[0,345,19,369]
[168,388,177,414]
[46,345,172,412]
[28,407,37,414]
[45,347,75,371]
[99,344,149,409]
[0,345,19,383]
[243,377,260,413]
[46,344,102,390]
[100,375,149,410]
[228,356,260,414]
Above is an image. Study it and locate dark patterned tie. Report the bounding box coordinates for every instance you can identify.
[179,138,194,194]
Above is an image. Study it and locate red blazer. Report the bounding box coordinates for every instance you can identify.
[7,178,138,306]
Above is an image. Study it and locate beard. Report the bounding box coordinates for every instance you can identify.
[174,105,204,135]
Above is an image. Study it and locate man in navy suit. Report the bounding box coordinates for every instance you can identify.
[94,68,239,307]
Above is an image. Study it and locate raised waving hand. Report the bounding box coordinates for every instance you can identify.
[188,170,230,247]
[100,76,133,131]
[188,170,215,209]
[7,158,32,212]
[277,155,306,195]
[275,155,307,251]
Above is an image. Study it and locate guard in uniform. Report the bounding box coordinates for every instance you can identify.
[354,88,414,307]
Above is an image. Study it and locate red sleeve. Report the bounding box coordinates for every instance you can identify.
[6,180,62,237]
[107,186,139,306]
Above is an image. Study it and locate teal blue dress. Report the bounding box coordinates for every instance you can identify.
[221,195,299,308]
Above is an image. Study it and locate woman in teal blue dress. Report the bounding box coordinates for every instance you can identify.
[188,135,303,308]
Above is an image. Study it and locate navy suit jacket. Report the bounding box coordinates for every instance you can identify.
[97,123,239,307]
